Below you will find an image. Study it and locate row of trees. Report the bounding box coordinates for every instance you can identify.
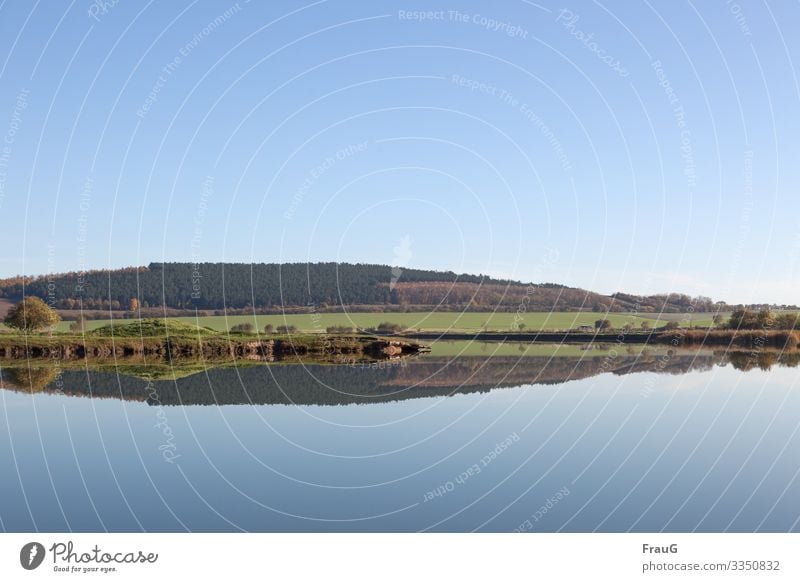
[230,323,299,334]
[610,292,722,313]
[2,262,741,314]
[593,319,661,331]
[728,308,800,330]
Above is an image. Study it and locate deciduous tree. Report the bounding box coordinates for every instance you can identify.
[4,297,61,332]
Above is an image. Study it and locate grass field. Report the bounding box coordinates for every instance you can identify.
[23,311,719,334]
[180,311,719,332]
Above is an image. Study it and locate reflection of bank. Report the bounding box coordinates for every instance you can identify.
[3,349,793,407]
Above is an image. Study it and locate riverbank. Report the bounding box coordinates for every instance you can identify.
[387,329,800,349]
[0,319,429,361]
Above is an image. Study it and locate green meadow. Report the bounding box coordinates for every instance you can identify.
[35,310,719,334]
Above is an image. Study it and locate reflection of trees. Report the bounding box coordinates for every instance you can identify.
[2,348,799,405]
[728,352,758,371]
[781,352,800,367]
[727,351,782,371]
[758,352,779,370]
[1,367,58,392]
[0,354,723,406]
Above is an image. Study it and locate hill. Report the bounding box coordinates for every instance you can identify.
[0,262,723,314]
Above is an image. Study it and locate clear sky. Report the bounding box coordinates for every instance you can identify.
[0,1,798,304]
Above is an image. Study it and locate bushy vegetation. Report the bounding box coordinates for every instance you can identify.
[90,318,215,337]
[659,329,799,349]
[728,308,773,329]
[610,292,722,314]
[373,321,405,333]
[229,323,254,333]
[326,325,355,333]
[4,297,61,332]
[727,308,800,330]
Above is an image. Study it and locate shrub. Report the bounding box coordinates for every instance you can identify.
[774,313,800,330]
[594,319,611,331]
[276,325,298,334]
[230,323,254,333]
[4,297,61,332]
[728,308,774,330]
[326,325,354,333]
[376,321,404,333]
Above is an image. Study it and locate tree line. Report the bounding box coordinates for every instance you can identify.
[0,262,559,311]
[5,262,791,315]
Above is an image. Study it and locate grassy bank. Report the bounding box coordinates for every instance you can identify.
[0,319,428,361]
[7,311,721,334]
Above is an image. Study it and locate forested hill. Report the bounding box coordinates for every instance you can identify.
[0,262,721,313]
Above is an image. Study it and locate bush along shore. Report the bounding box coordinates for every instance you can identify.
[0,319,429,361]
[654,329,799,349]
[376,307,800,349]
[378,328,799,348]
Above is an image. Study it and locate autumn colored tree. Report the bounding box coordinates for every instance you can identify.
[756,308,774,328]
[230,322,254,333]
[595,319,611,331]
[774,312,800,330]
[3,367,58,392]
[129,297,139,312]
[728,308,772,329]
[4,297,61,332]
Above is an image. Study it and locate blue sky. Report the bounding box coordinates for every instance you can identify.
[0,1,798,304]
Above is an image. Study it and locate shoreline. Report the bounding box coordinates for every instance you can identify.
[0,333,429,361]
[382,329,800,349]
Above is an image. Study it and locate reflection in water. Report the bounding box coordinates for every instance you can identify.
[1,367,59,393]
[2,346,798,406]
[2,342,799,533]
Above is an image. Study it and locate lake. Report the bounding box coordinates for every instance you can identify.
[1,342,799,532]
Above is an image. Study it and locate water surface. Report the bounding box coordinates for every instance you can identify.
[1,342,798,532]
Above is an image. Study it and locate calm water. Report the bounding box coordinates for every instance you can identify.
[1,344,799,532]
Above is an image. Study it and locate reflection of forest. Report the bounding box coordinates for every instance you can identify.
[2,350,798,406]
